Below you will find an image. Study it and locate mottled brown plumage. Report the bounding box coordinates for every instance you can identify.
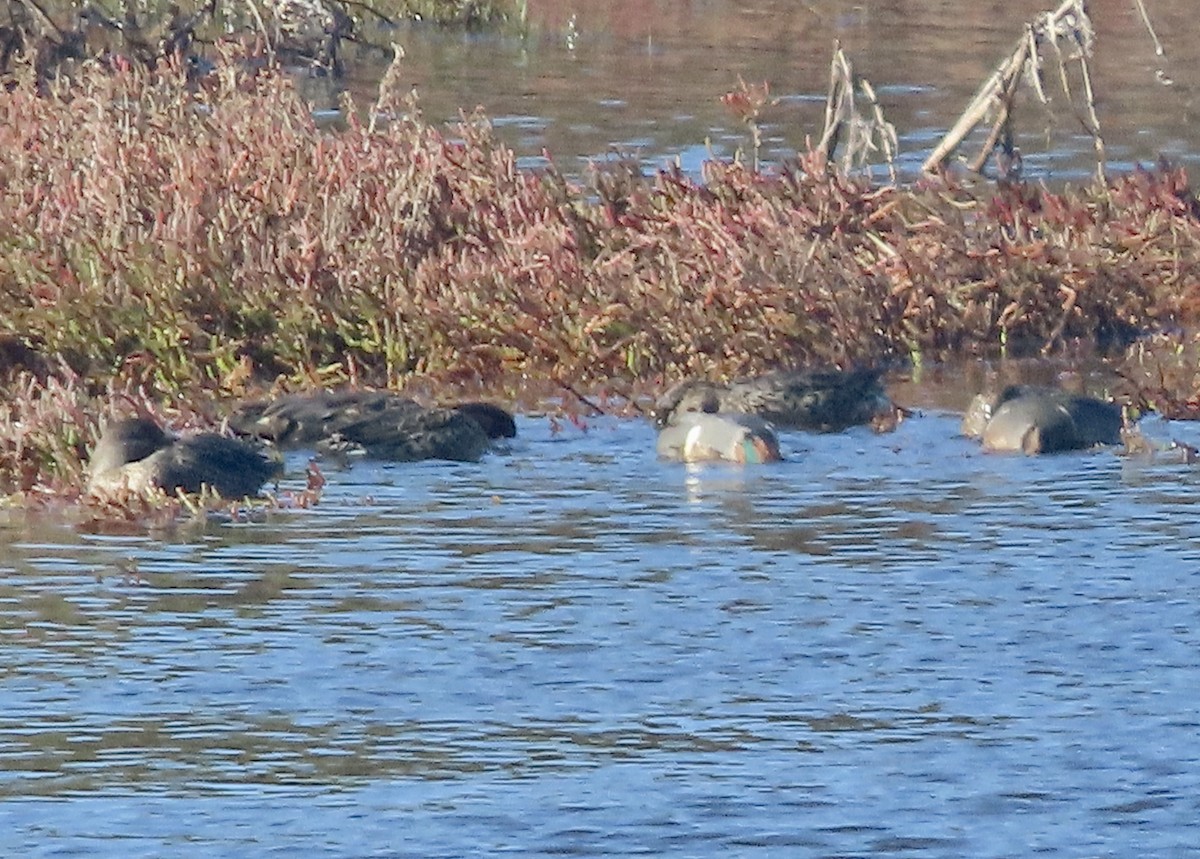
[89,418,281,497]
[229,390,515,463]
[655,369,892,432]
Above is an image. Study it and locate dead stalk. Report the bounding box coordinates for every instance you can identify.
[923,0,1103,178]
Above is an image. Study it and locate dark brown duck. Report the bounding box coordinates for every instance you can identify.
[655,368,892,432]
[88,417,282,497]
[229,390,515,463]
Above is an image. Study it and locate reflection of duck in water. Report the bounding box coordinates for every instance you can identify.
[962,385,1121,454]
[655,368,892,432]
[229,390,516,463]
[657,411,782,464]
[88,417,282,497]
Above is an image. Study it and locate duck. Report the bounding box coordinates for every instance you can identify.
[88,417,282,497]
[654,368,892,432]
[657,411,783,464]
[961,385,1122,454]
[228,390,516,463]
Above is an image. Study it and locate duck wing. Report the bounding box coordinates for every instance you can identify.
[157,434,282,497]
[329,402,491,462]
[725,369,889,431]
[231,391,418,446]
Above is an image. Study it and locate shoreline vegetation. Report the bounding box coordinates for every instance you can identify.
[3,1,1200,512]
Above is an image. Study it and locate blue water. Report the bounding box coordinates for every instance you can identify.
[366,0,1200,185]
[2,411,1199,857]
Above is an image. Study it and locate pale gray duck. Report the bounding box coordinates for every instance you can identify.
[961,385,1121,454]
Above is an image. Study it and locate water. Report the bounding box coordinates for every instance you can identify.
[7,1,1200,852]
[336,0,1200,183]
[4,409,1200,857]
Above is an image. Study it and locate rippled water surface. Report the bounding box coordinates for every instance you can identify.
[7,3,1200,852]
[338,0,1200,182]
[4,406,1200,857]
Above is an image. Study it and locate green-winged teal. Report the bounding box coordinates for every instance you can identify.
[962,385,1121,454]
[88,417,282,497]
[657,411,783,464]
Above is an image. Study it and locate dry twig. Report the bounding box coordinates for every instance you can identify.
[923,0,1102,178]
[818,42,897,181]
